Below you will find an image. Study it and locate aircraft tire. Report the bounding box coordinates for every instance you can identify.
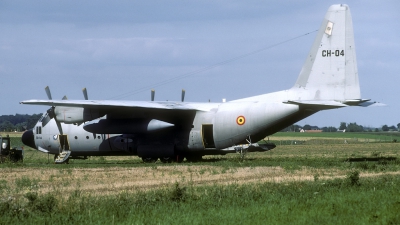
[142,157,158,163]
[185,155,202,162]
[160,157,173,163]
[174,155,184,163]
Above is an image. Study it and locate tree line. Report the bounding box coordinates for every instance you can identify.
[283,122,400,132]
[0,114,42,132]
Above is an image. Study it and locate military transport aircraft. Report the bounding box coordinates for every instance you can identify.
[21,4,377,163]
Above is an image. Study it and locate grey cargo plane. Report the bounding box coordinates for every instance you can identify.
[21,4,377,163]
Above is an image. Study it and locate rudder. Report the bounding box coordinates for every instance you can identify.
[292,4,360,101]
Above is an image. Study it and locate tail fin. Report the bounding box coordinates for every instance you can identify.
[292,4,360,101]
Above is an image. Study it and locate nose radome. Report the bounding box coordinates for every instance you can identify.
[22,129,36,149]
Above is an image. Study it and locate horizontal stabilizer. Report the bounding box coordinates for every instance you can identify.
[285,99,385,109]
[338,99,385,107]
[284,100,347,109]
[357,101,386,107]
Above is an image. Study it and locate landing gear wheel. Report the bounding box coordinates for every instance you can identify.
[160,157,173,163]
[174,155,184,163]
[142,157,158,163]
[185,155,202,162]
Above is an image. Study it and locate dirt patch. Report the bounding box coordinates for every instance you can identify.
[3,165,399,197]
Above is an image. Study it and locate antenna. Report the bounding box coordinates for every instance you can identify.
[151,89,155,101]
[82,88,89,100]
[181,89,185,102]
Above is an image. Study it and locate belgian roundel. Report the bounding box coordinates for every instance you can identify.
[236,116,245,125]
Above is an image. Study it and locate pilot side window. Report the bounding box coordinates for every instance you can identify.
[36,126,42,134]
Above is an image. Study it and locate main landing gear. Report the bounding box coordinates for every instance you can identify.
[141,155,193,163]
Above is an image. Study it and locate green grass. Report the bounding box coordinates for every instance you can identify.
[267,132,400,146]
[271,131,400,140]
[3,142,400,173]
[1,132,400,224]
[1,175,399,224]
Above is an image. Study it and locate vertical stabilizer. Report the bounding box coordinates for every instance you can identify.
[292,4,360,101]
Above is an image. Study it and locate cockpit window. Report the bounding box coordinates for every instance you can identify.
[39,113,47,122]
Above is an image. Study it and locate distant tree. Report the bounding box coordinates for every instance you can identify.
[382,125,389,132]
[281,124,302,132]
[0,121,15,132]
[27,114,42,130]
[303,124,312,130]
[389,125,397,131]
[397,123,400,130]
[15,122,27,132]
[375,128,379,132]
[339,122,347,130]
[322,126,338,132]
[0,114,42,131]
[347,122,364,132]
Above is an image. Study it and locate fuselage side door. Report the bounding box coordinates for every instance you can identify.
[202,124,215,149]
[59,135,70,150]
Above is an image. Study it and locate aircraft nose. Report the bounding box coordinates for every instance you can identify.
[22,129,36,149]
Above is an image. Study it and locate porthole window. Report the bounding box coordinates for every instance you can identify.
[86,136,89,139]
[75,136,78,139]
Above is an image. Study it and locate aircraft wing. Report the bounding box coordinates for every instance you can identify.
[20,99,207,111]
[20,99,220,125]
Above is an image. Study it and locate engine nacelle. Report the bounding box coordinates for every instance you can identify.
[83,118,174,134]
[54,107,103,124]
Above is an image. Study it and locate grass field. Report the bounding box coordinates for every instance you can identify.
[269,132,400,145]
[1,132,400,224]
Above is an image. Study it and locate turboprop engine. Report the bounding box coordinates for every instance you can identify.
[83,118,174,134]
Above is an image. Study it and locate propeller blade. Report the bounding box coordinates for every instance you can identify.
[46,106,63,134]
[55,119,63,135]
[45,86,52,100]
[82,88,88,100]
[181,89,185,102]
[151,89,155,101]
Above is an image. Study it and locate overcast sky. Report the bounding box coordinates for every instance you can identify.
[1,1,399,128]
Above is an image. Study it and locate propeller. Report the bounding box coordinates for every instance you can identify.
[151,89,155,101]
[181,89,185,102]
[41,86,63,134]
[42,86,53,127]
[82,88,89,100]
[45,86,52,100]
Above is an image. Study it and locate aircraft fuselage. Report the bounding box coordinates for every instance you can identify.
[25,100,303,158]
